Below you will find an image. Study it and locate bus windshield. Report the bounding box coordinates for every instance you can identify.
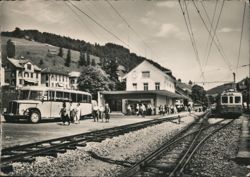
[20,90,29,100]
[20,90,44,100]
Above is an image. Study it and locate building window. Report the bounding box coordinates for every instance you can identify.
[143,83,148,91]
[142,71,150,78]
[155,82,160,90]
[46,75,49,81]
[11,72,15,77]
[31,73,33,78]
[27,64,32,70]
[36,73,39,79]
[24,72,29,77]
[19,79,23,85]
[132,83,137,90]
[11,79,15,85]
[46,83,49,87]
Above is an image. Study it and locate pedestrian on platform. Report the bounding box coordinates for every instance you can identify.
[75,103,81,124]
[136,103,139,116]
[99,105,105,122]
[127,104,132,115]
[104,103,110,122]
[178,115,181,124]
[69,102,75,123]
[93,103,99,122]
[141,104,146,117]
[59,102,70,126]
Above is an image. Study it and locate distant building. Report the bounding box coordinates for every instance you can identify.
[69,71,81,90]
[41,68,69,89]
[47,48,58,57]
[4,57,41,89]
[98,60,185,114]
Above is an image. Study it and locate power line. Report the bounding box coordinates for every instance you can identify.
[202,0,218,64]
[236,1,246,76]
[192,0,233,72]
[106,0,159,60]
[178,0,205,82]
[67,1,129,48]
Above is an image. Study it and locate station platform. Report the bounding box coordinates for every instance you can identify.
[1,112,191,149]
[235,114,250,165]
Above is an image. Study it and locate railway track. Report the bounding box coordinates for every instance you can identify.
[119,112,234,177]
[1,114,192,173]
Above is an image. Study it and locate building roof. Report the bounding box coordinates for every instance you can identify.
[122,60,174,81]
[41,67,69,76]
[69,71,81,77]
[7,57,41,71]
[100,90,186,99]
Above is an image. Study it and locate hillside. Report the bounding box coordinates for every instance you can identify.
[1,28,173,77]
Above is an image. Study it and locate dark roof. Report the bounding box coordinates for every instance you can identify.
[7,57,41,71]
[100,90,186,99]
[41,67,69,76]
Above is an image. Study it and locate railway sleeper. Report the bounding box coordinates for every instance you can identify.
[35,150,58,158]
[67,145,77,150]
[15,156,36,163]
[148,162,176,171]
[1,164,14,174]
[75,142,87,147]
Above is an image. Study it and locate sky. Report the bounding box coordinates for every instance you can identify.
[0,0,249,90]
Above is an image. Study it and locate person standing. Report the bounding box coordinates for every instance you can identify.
[93,103,99,122]
[75,103,81,124]
[141,104,146,117]
[104,103,110,122]
[99,105,105,122]
[69,102,75,123]
[59,102,70,126]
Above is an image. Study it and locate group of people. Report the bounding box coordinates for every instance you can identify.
[59,102,81,126]
[159,104,178,115]
[126,103,152,117]
[92,103,111,122]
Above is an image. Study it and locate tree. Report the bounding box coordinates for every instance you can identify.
[91,59,96,66]
[39,59,44,65]
[65,49,71,67]
[78,66,115,100]
[58,47,63,57]
[79,51,86,66]
[6,39,15,58]
[191,84,207,106]
[86,52,90,65]
[188,80,193,85]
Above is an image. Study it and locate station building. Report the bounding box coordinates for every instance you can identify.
[98,60,188,114]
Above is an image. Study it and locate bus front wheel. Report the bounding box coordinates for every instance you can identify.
[29,111,41,123]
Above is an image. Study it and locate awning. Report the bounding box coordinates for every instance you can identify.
[100,90,187,99]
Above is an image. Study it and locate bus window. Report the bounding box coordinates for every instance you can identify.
[77,94,82,102]
[87,95,91,103]
[229,96,233,103]
[48,91,55,101]
[71,93,77,102]
[64,92,70,101]
[82,94,87,103]
[43,91,48,100]
[235,96,241,103]
[56,91,63,101]
[221,96,228,104]
[30,91,43,100]
[20,90,29,100]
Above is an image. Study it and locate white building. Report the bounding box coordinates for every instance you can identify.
[41,68,69,89]
[99,60,185,114]
[123,60,175,92]
[4,57,41,88]
[69,71,81,90]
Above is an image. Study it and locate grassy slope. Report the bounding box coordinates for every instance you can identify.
[1,36,81,72]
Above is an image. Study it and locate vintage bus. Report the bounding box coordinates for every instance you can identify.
[3,86,92,123]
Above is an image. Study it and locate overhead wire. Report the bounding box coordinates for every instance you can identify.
[64,1,103,43]
[235,1,246,77]
[201,0,219,71]
[106,0,159,60]
[192,0,233,72]
[178,0,205,83]
[67,0,130,48]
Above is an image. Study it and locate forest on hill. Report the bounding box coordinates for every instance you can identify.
[1,28,173,76]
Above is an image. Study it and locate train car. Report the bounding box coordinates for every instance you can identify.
[215,89,243,118]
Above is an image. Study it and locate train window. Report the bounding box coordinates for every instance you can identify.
[221,96,228,103]
[235,96,241,103]
[229,96,233,103]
